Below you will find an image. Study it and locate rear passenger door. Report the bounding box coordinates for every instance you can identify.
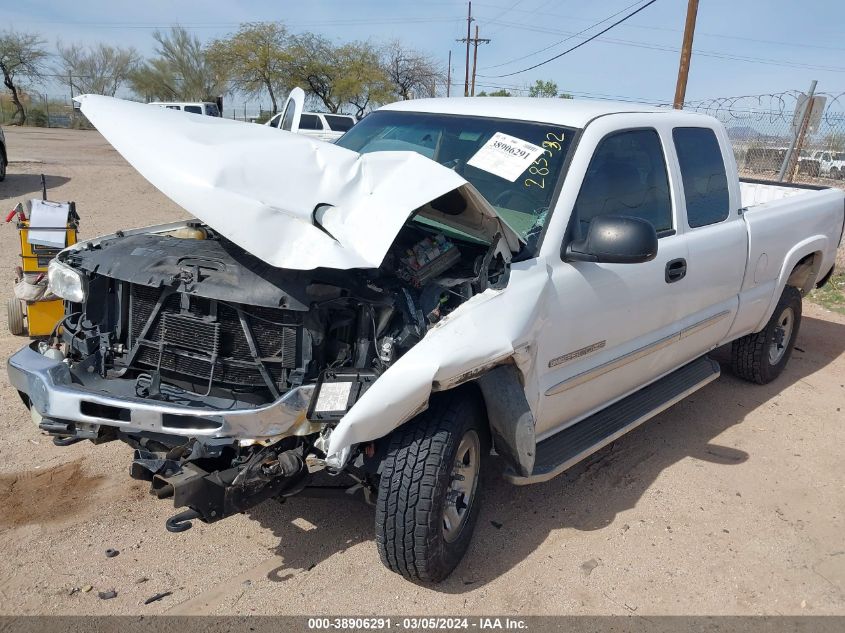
[668,126,745,361]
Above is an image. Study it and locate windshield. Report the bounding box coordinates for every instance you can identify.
[336,110,575,242]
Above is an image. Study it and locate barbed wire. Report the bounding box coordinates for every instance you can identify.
[683,90,845,128]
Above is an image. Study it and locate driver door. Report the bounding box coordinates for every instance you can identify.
[534,121,697,439]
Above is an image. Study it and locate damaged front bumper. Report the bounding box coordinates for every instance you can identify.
[7,342,316,441]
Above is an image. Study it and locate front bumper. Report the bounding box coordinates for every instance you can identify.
[7,343,316,440]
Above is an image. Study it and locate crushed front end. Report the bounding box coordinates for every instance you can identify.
[8,217,508,529]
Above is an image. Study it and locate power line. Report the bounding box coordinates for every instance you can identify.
[480,0,659,78]
[481,22,845,75]
[480,0,649,71]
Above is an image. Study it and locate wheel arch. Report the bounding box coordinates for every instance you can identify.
[754,239,827,333]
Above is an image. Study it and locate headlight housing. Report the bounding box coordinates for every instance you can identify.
[47,259,88,303]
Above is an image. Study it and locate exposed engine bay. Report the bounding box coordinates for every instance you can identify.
[41,206,509,530]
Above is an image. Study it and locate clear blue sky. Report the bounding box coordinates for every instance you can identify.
[5,0,845,105]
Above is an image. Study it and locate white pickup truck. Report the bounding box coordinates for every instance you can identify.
[7,94,845,583]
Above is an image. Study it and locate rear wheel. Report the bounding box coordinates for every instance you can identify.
[7,298,25,336]
[375,390,487,583]
[731,286,802,384]
[831,167,840,180]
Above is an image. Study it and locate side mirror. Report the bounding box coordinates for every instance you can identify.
[564,215,658,264]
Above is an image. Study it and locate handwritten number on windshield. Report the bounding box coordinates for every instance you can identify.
[525,131,565,189]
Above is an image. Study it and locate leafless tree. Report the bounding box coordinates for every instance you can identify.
[0,30,48,125]
[56,42,141,97]
[382,41,443,100]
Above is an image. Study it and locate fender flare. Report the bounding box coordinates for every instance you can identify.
[474,364,536,477]
[753,235,828,332]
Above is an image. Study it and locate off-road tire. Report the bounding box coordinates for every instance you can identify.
[7,298,25,336]
[375,390,488,583]
[731,286,802,384]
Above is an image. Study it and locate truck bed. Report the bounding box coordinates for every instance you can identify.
[739,177,830,207]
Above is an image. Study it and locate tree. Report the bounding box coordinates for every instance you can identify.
[207,22,292,114]
[0,30,48,125]
[528,79,559,98]
[130,26,227,102]
[56,42,140,97]
[291,35,389,115]
[477,88,511,97]
[336,42,392,117]
[382,41,443,100]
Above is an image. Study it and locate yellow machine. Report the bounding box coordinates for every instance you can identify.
[6,186,79,337]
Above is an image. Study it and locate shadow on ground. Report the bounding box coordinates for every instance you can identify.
[0,174,71,201]
[247,315,844,591]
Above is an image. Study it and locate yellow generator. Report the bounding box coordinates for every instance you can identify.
[5,187,79,337]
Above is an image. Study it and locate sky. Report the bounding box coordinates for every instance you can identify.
[3,0,845,109]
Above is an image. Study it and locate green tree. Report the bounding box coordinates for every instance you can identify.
[528,79,559,98]
[207,22,292,114]
[56,42,140,96]
[130,26,227,102]
[478,88,512,97]
[0,30,49,125]
[291,35,389,115]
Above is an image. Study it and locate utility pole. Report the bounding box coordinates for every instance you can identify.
[470,26,491,96]
[447,50,452,97]
[458,26,491,97]
[673,0,699,109]
[464,2,473,96]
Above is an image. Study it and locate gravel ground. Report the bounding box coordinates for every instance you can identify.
[0,126,843,616]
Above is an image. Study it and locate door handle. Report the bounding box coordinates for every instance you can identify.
[665,258,687,283]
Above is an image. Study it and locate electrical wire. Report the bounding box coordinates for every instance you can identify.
[480,0,649,71]
[479,0,659,78]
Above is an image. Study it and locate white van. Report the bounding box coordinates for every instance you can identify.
[150,102,221,117]
[265,88,356,142]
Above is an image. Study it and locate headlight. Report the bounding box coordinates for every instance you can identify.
[47,259,88,303]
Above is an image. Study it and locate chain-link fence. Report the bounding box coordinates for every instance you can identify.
[684,91,845,187]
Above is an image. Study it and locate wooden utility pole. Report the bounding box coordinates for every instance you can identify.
[464,2,472,96]
[447,50,452,97]
[470,26,491,96]
[673,0,699,109]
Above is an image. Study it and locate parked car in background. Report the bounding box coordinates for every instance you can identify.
[0,126,6,181]
[265,87,356,142]
[812,150,845,179]
[150,101,221,117]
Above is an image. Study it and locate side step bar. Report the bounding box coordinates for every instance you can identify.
[506,356,720,485]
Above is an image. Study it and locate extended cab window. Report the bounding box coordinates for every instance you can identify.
[299,114,323,130]
[573,129,672,235]
[184,105,202,115]
[673,127,730,228]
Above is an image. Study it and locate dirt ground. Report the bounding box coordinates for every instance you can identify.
[0,126,843,616]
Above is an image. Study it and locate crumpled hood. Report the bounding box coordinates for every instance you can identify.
[77,94,520,270]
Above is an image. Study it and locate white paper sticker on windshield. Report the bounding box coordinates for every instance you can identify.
[467,132,544,182]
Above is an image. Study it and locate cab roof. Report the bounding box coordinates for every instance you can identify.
[381,97,706,129]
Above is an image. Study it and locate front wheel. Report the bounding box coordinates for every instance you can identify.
[731,286,802,384]
[375,390,487,583]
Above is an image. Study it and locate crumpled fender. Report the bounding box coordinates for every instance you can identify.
[325,261,553,467]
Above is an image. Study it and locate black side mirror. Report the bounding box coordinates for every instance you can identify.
[564,215,658,264]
